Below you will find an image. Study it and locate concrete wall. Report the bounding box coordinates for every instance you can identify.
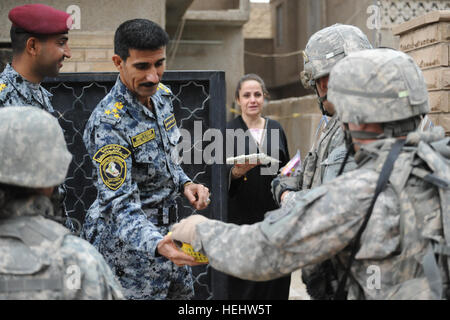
[169,0,249,121]
[393,10,450,135]
[0,0,165,42]
[246,0,376,100]
[244,38,274,88]
[189,0,240,11]
[270,0,304,90]
[243,3,272,39]
[262,95,322,161]
[168,24,245,121]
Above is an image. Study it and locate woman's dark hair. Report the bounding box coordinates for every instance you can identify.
[114,19,169,61]
[234,73,270,100]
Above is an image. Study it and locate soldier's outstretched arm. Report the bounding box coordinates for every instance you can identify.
[172,169,379,280]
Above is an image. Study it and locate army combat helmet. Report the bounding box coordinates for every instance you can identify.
[0,106,72,188]
[328,48,430,138]
[301,24,373,89]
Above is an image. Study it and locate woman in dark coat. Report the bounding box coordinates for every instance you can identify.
[226,74,291,300]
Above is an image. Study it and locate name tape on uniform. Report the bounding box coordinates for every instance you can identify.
[131,129,156,148]
[164,114,176,131]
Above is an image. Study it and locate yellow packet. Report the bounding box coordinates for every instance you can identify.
[168,232,209,263]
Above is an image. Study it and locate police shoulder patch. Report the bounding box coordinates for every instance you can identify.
[93,144,131,191]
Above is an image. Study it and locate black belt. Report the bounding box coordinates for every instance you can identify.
[161,206,177,226]
[146,205,177,226]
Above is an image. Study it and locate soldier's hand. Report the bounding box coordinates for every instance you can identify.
[156,234,205,267]
[280,191,291,203]
[271,174,301,206]
[184,183,210,210]
[171,214,208,245]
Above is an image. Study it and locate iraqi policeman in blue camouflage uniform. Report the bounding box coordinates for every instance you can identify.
[81,19,210,300]
[0,4,72,111]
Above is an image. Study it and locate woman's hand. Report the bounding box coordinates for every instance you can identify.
[231,161,260,180]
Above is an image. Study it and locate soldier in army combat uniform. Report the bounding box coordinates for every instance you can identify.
[0,106,123,299]
[81,19,210,300]
[271,24,373,206]
[0,4,72,112]
[171,48,450,300]
[271,24,373,299]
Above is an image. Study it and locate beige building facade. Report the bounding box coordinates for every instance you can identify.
[0,0,168,72]
[167,0,250,121]
[0,0,250,118]
[244,0,450,100]
[393,10,450,135]
[244,0,450,168]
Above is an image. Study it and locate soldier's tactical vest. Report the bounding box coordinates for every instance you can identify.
[302,115,344,189]
[0,215,70,299]
[346,133,450,299]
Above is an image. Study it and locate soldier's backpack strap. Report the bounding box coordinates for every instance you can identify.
[416,138,450,299]
[334,138,406,300]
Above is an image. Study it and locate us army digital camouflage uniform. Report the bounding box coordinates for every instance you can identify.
[271,24,372,299]
[176,49,450,300]
[0,64,54,112]
[0,195,124,299]
[301,114,353,190]
[189,129,449,299]
[82,76,194,300]
[0,106,123,299]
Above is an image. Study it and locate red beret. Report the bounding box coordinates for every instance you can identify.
[9,4,73,35]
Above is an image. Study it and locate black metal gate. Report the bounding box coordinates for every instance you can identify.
[42,71,228,300]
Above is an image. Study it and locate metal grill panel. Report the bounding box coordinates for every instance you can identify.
[43,71,227,300]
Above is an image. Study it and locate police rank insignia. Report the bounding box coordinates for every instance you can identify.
[0,83,6,92]
[131,129,155,148]
[93,144,131,190]
[164,114,176,131]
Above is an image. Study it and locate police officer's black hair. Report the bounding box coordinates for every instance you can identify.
[10,25,50,55]
[114,19,169,61]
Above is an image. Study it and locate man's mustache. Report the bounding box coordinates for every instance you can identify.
[140,82,158,88]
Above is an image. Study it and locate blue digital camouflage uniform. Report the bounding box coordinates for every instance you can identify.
[81,76,194,300]
[0,64,54,112]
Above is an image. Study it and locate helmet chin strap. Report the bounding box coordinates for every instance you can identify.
[314,87,332,117]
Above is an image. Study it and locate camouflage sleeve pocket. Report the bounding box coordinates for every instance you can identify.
[261,186,328,247]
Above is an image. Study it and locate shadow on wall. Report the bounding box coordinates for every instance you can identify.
[262,94,322,162]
